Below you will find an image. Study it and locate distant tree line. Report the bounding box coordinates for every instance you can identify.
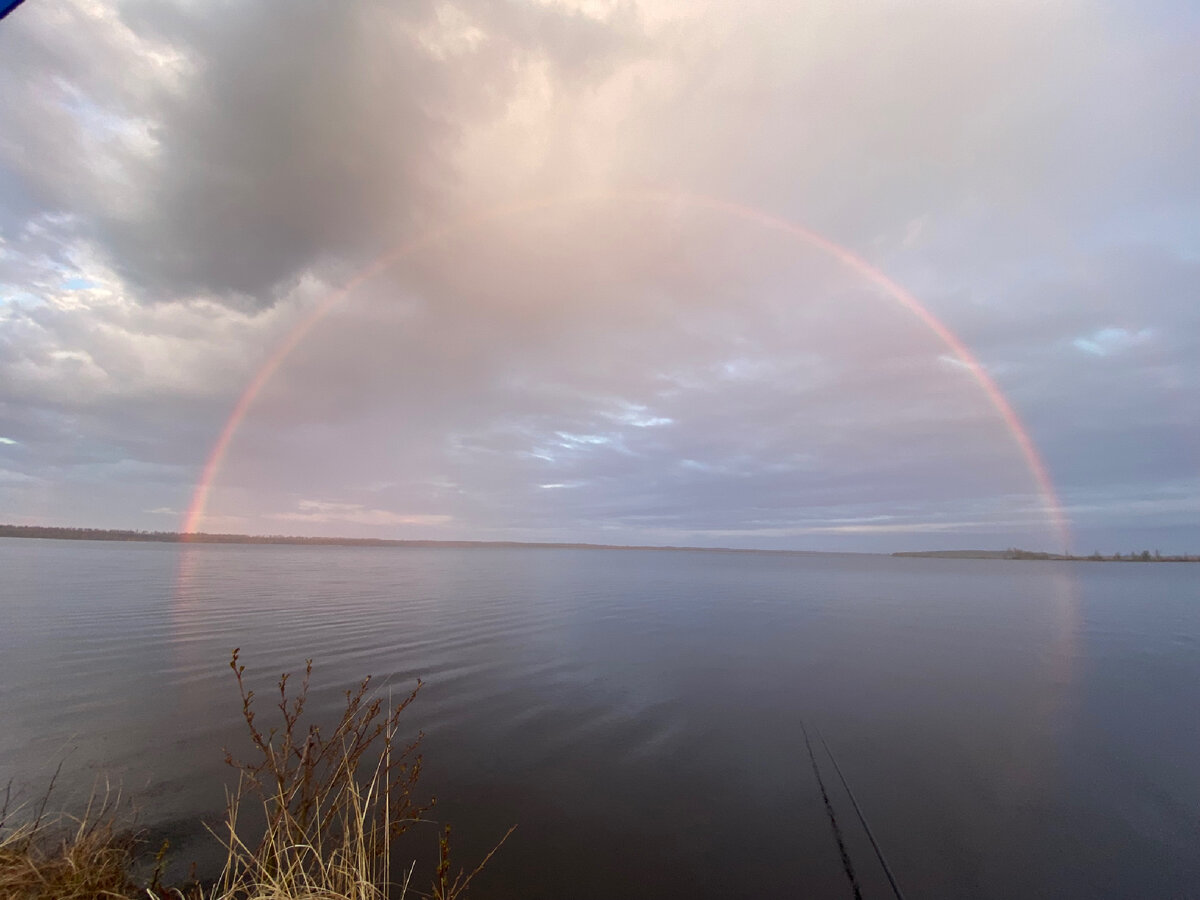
[896,547,1200,562]
[0,523,727,553]
[0,523,490,547]
[0,523,388,545]
[1005,547,1200,562]
[5,525,1198,560]
[0,523,538,548]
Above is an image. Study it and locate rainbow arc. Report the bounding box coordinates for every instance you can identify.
[182,190,1070,553]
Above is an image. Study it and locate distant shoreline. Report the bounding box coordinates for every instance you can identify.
[4,525,1195,561]
[0,523,857,556]
[893,548,1200,562]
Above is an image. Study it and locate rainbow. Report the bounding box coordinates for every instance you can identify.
[182,191,1071,552]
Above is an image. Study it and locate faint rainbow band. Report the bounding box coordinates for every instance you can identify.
[181,190,1071,553]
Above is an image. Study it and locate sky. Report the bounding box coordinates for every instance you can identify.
[0,0,1197,554]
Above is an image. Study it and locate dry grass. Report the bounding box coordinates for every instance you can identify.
[211,649,433,900]
[0,781,144,900]
[0,653,510,900]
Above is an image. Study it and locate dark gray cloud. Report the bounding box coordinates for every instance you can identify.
[107,0,452,299]
[2,0,648,301]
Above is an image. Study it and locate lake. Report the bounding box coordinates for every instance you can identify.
[0,538,1196,898]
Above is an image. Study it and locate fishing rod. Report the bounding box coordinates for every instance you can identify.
[801,720,863,900]
[816,727,908,900]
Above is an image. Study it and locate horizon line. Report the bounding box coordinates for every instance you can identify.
[3,524,1186,560]
[0,522,895,556]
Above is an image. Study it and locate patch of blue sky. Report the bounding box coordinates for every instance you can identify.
[937,353,974,371]
[550,431,636,457]
[1116,0,1200,33]
[55,79,144,142]
[1072,326,1153,356]
[0,288,46,307]
[554,431,611,447]
[719,358,773,381]
[1086,202,1200,259]
[609,404,673,428]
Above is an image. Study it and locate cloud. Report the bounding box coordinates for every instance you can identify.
[2,0,651,304]
[0,468,39,484]
[269,500,452,528]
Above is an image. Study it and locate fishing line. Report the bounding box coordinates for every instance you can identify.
[802,720,863,899]
[816,727,908,900]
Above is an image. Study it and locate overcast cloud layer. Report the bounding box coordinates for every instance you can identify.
[1,0,1197,553]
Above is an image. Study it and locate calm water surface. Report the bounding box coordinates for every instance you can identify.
[1,538,1197,898]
